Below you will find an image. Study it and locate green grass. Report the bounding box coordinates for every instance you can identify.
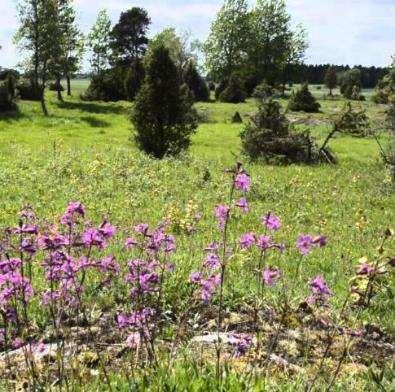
[0,82,394,390]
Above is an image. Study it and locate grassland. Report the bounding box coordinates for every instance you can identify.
[0,81,394,390]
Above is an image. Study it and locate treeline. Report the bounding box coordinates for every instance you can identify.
[288,64,388,88]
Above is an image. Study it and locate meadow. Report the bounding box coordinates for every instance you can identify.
[0,82,394,390]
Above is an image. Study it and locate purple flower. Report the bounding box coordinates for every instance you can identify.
[99,222,116,239]
[13,337,24,349]
[239,233,256,249]
[204,242,220,252]
[203,253,220,269]
[82,228,105,248]
[13,224,38,234]
[313,235,327,247]
[236,198,249,213]
[309,275,331,296]
[38,233,69,250]
[20,238,37,255]
[262,267,282,286]
[262,213,281,231]
[126,332,141,349]
[60,201,85,226]
[234,172,251,192]
[358,263,374,276]
[214,204,230,230]
[297,235,314,255]
[256,235,272,250]
[190,272,202,283]
[134,223,149,235]
[200,274,221,303]
[229,333,253,358]
[125,237,138,249]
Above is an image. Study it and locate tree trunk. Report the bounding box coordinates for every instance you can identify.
[40,88,48,116]
[56,77,63,102]
[67,75,71,96]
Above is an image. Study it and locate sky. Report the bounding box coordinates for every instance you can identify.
[0,0,394,70]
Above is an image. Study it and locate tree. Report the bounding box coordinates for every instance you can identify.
[218,75,247,103]
[110,7,150,67]
[372,59,395,104]
[339,68,362,99]
[87,10,111,75]
[324,66,337,96]
[131,45,198,158]
[203,0,251,82]
[147,28,198,75]
[0,68,18,113]
[288,83,320,112]
[183,59,209,102]
[59,1,84,96]
[249,0,307,86]
[15,0,61,115]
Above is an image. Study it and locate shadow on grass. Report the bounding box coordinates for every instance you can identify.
[0,110,27,124]
[81,115,111,128]
[57,100,126,114]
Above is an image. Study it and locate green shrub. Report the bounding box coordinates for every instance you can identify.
[252,80,273,101]
[17,78,42,101]
[0,69,18,112]
[131,45,198,158]
[48,81,64,91]
[241,100,330,164]
[372,65,394,104]
[183,60,210,102]
[83,63,145,102]
[336,102,370,136]
[214,79,227,100]
[218,76,246,103]
[288,83,320,112]
[232,111,242,123]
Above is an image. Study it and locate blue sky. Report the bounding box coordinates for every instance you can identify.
[1,0,394,70]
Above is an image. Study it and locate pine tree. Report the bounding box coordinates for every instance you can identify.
[218,75,246,103]
[131,45,198,158]
[288,83,320,112]
[183,59,209,102]
[324,66,337,96]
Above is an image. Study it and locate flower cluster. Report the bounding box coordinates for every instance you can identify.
[119,222,176,349]
[297,234,327,255]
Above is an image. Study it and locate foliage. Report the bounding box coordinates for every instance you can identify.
[0,69,18,112]
[288,83,321,112]
[82,67,129,101]
[252,80,274,101]
[58,1,84,96]
[203,0,250,81]
[340,68,365,100]
[87,10,112,74]
[14,0,63,114]
[183,59,210,102]
[231,111,243,123]
[250,0,307,85]
[336,101,370,136]
[16,77,42,101]
[147,28,199,75]
[131,45,198,158]
[204,0,307,87]
[218,75,247,103]
[48,81,65,92]
[110,7,150,67]
[324,66,337,96]
[241,100,328,163]
[372,63,395,104]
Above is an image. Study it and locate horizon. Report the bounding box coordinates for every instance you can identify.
[0,0,394,71]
